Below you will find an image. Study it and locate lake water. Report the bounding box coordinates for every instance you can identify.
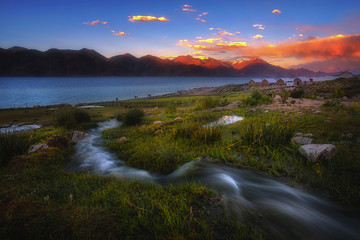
[0,76,334,109]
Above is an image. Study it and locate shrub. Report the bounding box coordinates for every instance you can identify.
[331,88,345,98]
[236,115,295,149]
[172,122,221,144]
[121,108,145,126]
[0,132,32,166]
[322,99,342,110]
[242,91,272,106]
[290,87,304,98]
[55,107,91,129]
[194,96,220,110]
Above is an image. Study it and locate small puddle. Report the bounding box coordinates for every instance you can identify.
[205,115,243,127]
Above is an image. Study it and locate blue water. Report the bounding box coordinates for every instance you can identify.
[0,77,249,108]
[0,76,333,109]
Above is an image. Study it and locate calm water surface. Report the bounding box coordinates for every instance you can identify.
[0,76,334,109]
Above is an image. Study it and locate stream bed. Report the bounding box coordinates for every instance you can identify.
[69,119,359,239]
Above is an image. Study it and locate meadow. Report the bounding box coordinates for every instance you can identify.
[1,77,360,239]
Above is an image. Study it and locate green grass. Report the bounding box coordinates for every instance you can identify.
[242,91,272,107]
[55,107,91,129]
[0,145,264,239]
[0,131,32,166]
[1,77,360,238]
[117,108,145,126]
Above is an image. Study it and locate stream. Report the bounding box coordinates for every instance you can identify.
[70,119,359,239]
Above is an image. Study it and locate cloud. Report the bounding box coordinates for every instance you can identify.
[219,30,235,36]
[196,18,206,23]
[216,42,247,48]
[198,38,222,43]
[252,34,264,39]
[246,34,360,61]
[272,9,281,14]
[83,20,100,25]
[209,28,214,30]
[189,51,203,56]
[253,24,265,30]
[182,4,196,12]
[128,16,169,22]
[182,8,196,12]
[102,21,107,25]
[111,30,126,36]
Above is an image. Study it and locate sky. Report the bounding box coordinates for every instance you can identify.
[0,0,359,72]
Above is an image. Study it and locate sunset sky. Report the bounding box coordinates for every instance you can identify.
[0,0,359,72]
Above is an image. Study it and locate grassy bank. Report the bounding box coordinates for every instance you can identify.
[1,77,360,238]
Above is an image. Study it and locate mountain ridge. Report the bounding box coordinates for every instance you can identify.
[0,47,328,77]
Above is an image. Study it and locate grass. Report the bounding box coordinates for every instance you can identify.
[241,91,272,107]
[1,77,360,238]
[117,108,145,126]
[0,145,264,239]
[172,122,222,145]
[55,107,91,129]
[0,131,32,166]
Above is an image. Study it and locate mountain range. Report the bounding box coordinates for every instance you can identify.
[0,47,328,77]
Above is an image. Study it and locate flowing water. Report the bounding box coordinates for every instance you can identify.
[70,119,359,239]
[0,124,41,134]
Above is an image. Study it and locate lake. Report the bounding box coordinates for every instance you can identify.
[0,76,333,109]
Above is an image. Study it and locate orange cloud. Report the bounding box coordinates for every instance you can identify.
[216,42,248,48]
[246,34,360,61]
[183,4,192,8]
[112,31,126,36]
[128,16,169,22]
[209,28,214,30]
[253,24,265,30]
[219,30,235,36]
[252,34,264,39]
[272,9,281,14]
[183,8,196,12]
[102,21,107,25]
[198,38,222,43]
[83,20,100,25]
[196,18,206,23]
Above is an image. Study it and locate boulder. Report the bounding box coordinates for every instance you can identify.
[274,95,281,101]
[174,117,183,121]
[71,131,89,141]
[292,137,315,145]
[153,121,162,125]
[117,136,128,143]
[28,143,49,154]
[299,144,337,162]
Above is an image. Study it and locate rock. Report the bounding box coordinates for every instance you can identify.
[346,133,353,139]
[274,95,281,101]
[174,117,183,121]
[264,110,269,113]
[153,121,162,125]
[28,143,49,154]
[299,144,337,162]
[71,131,89,141]
[117,136,128,143]
[292,137,315,145]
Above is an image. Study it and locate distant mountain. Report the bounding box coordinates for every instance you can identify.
[0,47,328,77]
